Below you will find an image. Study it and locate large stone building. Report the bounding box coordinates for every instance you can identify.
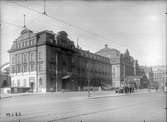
[96,45,139,88]
[96,44,122,87]
[9,29,112,93]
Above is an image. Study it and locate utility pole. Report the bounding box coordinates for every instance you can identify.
[87,60,90,97]
[23,14,26,28]
[124,63,126,86]
[43,0,47,15]
[55,52,58,92]
[77,37,79,49]
[123,62,126,93]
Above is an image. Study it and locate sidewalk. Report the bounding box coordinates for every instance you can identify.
[90,89,157,99]
[0,92,45,99]
[0,89,157,99]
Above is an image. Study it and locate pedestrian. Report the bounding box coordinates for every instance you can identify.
[18,112,21,116]
[156,87,158,92]
[6,113,10,117]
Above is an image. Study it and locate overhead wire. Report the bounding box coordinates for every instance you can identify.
[10,1,125,47]
[11,1,42,15]
[9,0,132,50]
[1,21,24,29]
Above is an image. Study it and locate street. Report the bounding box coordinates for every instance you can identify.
[0,91,166,122]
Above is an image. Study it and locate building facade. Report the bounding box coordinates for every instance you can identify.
[9,29,112,93]
[96,45,139,88]
[0,63,11,95]
[152,65,167,88]
[96,44,122,87]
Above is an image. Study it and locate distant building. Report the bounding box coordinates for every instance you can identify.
[152,65,167,88]
[96,44,122,87]
[0,72,10,88]
[138,66,153,88]
[8,29,112,93]
[96,45,139,88]
[126,76,142,89]
[0,63,11,88]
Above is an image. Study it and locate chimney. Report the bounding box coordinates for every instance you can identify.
[105,44,108,48]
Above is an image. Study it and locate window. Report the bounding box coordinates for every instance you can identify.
[12,80,15,87]
[39,62,43,71]
[30,63,35,71]
[22,42,24,47]
[18,43,21,48]
[12,65,16,73]
[32,39,35,45]
[17,55,19,64]
[25,41,28,47]
[17,80,20,87]
[30,52,34,62]
[29,77,35,82]
[24,64,27,72]
[11,55,15,64]
[23,79,27,87]
[112,67,116,79]
[17,64,20,73]
[38,51,43,59]
[29,40,32,46]
[39,78,42,86]
[23,53,27,63]
[2,80,8,87]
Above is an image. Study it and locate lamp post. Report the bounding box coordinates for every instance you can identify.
[123,63,126,92]
[0,73,1,99]
[88,79,90,97]
[55,53,58,92]
[87,59,90,97]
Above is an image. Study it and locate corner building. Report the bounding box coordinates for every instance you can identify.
[9,29,112,93]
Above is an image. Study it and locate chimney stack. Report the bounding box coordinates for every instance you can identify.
[105,44,108,48]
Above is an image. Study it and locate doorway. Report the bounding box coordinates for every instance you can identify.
[30,82,34,92]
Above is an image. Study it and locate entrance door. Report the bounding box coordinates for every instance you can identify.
[62,79,72,90]
[30,82,34,92]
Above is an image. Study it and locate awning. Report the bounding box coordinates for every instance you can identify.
[61,75,71,79]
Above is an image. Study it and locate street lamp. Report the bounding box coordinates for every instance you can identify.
[87,59,90,97]
[55,53,58,92]
[88,78,90,97]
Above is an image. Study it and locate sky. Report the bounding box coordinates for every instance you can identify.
[0,0,166,66]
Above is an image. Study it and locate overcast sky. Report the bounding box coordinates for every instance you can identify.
[0,0,166,66]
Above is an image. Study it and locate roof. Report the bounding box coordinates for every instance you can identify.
[96,44,120,54]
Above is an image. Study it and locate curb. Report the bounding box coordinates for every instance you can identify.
[0,90,157,100]
[89,91,156,99]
